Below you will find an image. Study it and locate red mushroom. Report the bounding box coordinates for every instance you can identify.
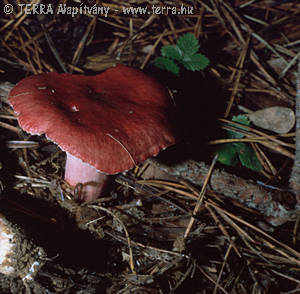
[8,64,175,202]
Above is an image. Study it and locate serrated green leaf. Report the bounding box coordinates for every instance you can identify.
[176,33,200,57]
[155,33,210,75]
[232,115,250,126]
[237,143,262,171]
[228,115,250,139]
[161,45,182,61]
[216,143,239,167]
[180,53,210,71]
[154,56,180,75]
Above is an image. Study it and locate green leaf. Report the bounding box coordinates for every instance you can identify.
[228,115,250,139]
[218,115,262,172]
[154,56,180,75]
[154,33,210,74]
[181,53,210,71]
[237,143,262,171]
[232,115,250,126]
[216,143,239,167]
[161,45,182,61]
[176,33,200,57]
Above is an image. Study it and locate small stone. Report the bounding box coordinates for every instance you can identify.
[248,106,295,134]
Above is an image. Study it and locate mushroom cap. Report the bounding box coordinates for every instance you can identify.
[8,65,175,174]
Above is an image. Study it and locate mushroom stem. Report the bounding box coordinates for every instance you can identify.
[64,153,108,202]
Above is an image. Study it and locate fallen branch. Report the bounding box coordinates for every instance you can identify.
[149,158,298,226]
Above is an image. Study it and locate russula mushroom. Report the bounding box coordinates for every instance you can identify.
[8,64,175,202]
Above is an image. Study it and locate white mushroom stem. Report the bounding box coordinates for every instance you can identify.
[64,152,108,202]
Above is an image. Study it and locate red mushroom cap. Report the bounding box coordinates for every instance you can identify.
[8,64,175,174]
